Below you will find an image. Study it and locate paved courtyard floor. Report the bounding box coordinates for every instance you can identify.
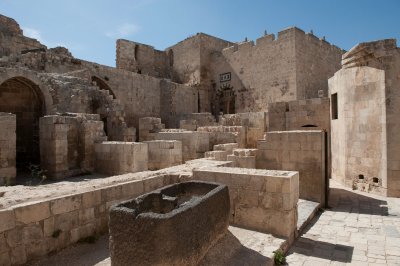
[286,180,400,266]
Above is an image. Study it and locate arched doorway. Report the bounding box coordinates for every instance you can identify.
[217,84,236,114]
[0,77,45,171]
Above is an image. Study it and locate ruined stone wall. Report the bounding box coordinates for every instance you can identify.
[193,167,299,239]
[167,34,202,85]
[0,173,183,265]
[40,114,107,179]
[160,80,198,128]
[1,50,197,131]
[153,131,210,162]
[0,15,45,57]
[143,140,182,170]
[0,113,16,185]
[116,39,169,78]
[256,131,326,205]
[268,98,330,132]
[197,126,246,149]
[94,142,148,175]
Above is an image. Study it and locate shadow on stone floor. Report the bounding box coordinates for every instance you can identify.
[328,187,389,216]
[288,211,354,263]
[287,237,354,263]
[27,234,110,266]
[199,231,272,266]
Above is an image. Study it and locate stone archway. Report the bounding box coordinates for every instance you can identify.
[91,76,116,99]
[217,84,236,114]
[0,76,45,170]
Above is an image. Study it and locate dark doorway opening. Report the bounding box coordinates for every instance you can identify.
[0,77,44,171]
[218,85,235,114]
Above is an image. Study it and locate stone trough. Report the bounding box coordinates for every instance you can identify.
[109,181,230,266]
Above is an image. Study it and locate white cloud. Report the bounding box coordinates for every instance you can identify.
[21,26,43,42]
[105,23,141,38]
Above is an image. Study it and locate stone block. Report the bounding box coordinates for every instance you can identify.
[15,201,50,224]
[54,211,79,232]
[0,210,15,233]
[50,195,82,215]
[81,190,102,209]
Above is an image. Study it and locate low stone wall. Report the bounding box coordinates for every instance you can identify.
[227,149,257,169]
[154,131,209,162]
[143,140,183,170]
[268,98,330,132]
[94,142,148,175]
[0,113,16,185]
[205,150,228,161]
[197,126,246,149]
[40,114,107,179]
[213,143,238,154]
[0,174,181,265]
[109,181,229,266]
[179,113,217,127]
[246,127,265,148]
[193,167,299,239]
[138,117,165,141]
[256,130,326,205]
[205,143,239,162]
[179,119,197,131]
[218,112,266,148]
[218,112,267,130]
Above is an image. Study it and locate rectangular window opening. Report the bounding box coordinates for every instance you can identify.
[331,93,338,120]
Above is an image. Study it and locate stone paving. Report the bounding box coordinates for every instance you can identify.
[287,180,400,266]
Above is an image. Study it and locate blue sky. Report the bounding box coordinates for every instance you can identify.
[1,0,399,66]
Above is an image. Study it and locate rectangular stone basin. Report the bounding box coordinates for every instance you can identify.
[109,181,230,266]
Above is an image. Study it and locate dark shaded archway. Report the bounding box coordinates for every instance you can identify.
[0,77,45,169]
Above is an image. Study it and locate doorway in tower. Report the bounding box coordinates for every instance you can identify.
[217,84,235,114]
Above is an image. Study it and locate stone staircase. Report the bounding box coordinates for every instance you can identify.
[39,73,135,141]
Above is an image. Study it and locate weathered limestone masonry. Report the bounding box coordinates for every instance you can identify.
[222,28,343,112]
[117,28,342,115]
[154,131,210,162]
[204,143,239,161]
[94,142,148,175]
[0,173,185,265]
[193,167,299,240]
[143,140,182,170]
[0,113,16,185]
[218,112,267,148]
[138,117,165,141]
[329,39,400,197]
[0,15,45,57]
[179,113,218,129]
[197,126,246,148]
[268,98,330,132]
[40,114,107,179]
[256,131,326,205]
[116,39,170,78]
[227,149,257,169]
